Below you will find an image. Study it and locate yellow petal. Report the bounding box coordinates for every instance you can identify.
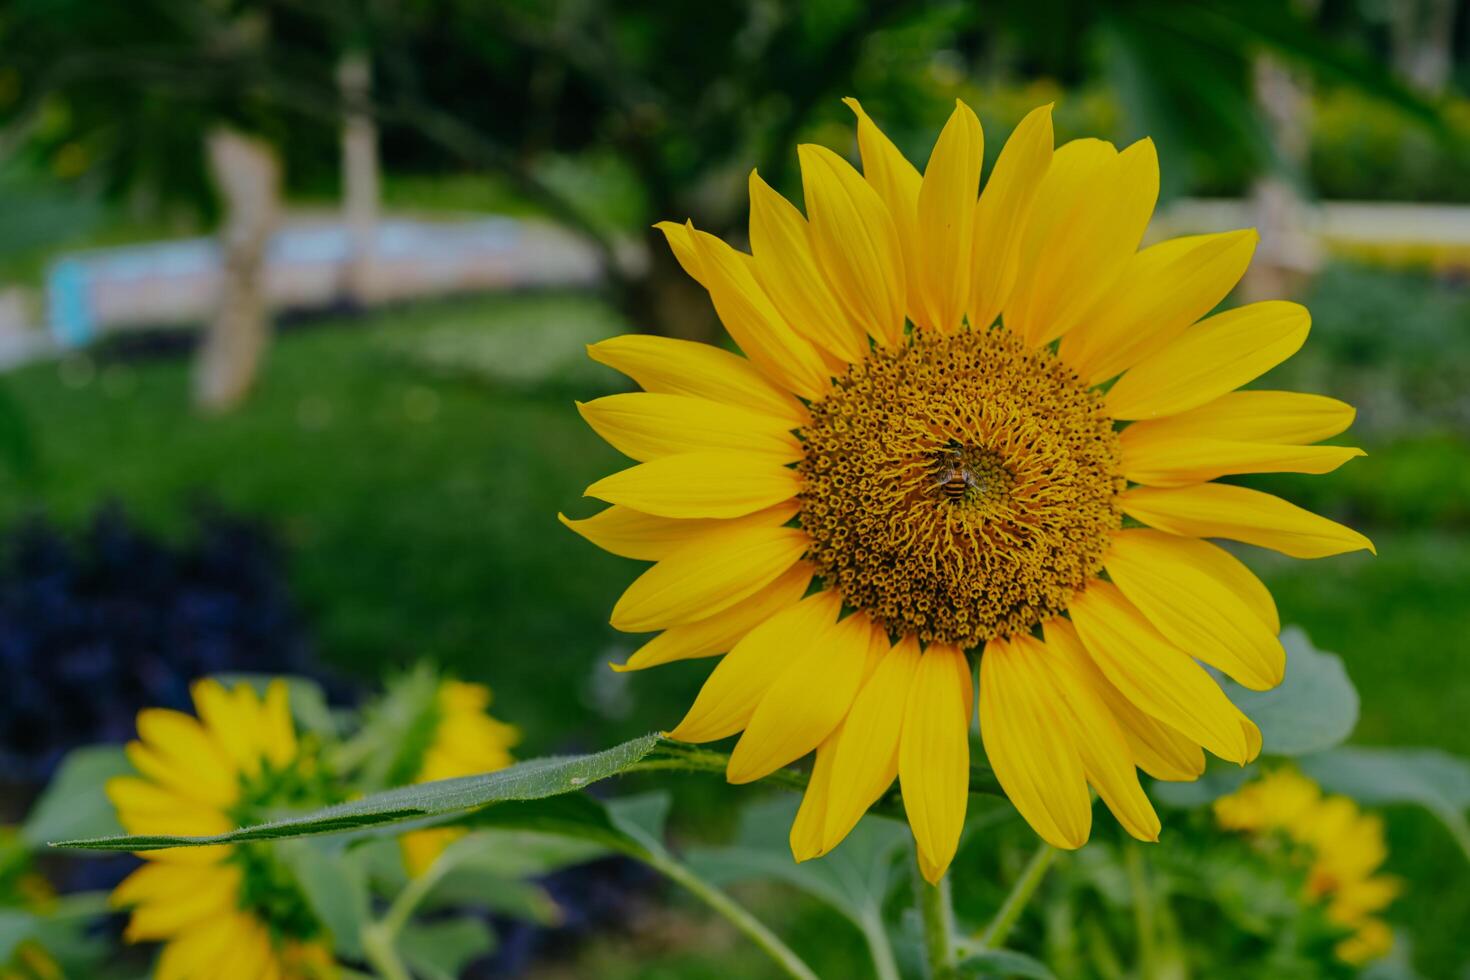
[560,500,801,563]
[586,333,805,426]
[1034,633,1161,842]
[261,679,296,768]
[1120,484,1376,559]
[585,450,800,519]
[823,635,920,849]
[915,100,983,333]
[1109,529,1278,635]
[108,778,234,841]
[685,223,833,399]
[111,862,224,909]
[1045,619,1205,782]
[843,97,922,327]
[1017,138,1116,258]
[613,562,812,672]
[153,914,247,980]
[133,709,239,804]
[400,828,463,878]
[1106,301,1311,420]
[120,865,240,941]
[799,143,907,348]
[667,591,841,743]
[899,644,972,882]
[748,171,869,363]
[1068,582,1259,764]
[1006,138,1158,347]
[122,742,237,814]
[578,392,802,463]
[969,103,1053,331]
[610,523,810,632]
[105,777,233,842]
[790,729,841,862]
[979,635,1091,849]
[1119,428,1365,487]
[726,613,871,783]
[1106,530,1284,690]
[1121,390,1357,446]
[1169,535,1279,632]
[191,679,261,779]
[1059,230,1258,383]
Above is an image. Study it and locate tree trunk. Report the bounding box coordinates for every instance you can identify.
[193,128,281,413]
[1242,52,1320,302]
[1390,0,1456,94]
[338,51,380,308]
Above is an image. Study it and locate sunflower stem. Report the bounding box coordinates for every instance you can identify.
[913,852,957,979]
[360,923,412,980]
[1125,842,1158,976]
[976,842,1056,949]
[640,846,820,980]
[360,844,459,980]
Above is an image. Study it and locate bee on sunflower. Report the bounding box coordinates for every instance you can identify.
[564,98,1371,882]
[106,679,338,979]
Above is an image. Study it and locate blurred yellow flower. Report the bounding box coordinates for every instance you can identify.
[1216,768,1399,965]
[106,679,337,980]
[566,96,1372,881]
[400,680,519,877]
[0,941,62,980]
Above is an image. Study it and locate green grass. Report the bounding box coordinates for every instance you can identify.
[0,293,706,755]
[0,290,1465,975]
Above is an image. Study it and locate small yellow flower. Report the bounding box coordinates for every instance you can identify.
[565,98,1371,881]
[400,680,519,877]
[1215,769,1399,965]
[107,679,337,980]
[0,941,63,980]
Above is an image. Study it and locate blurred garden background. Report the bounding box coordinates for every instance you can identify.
[0,1,1467,977]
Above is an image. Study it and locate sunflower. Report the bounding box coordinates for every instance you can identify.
[0,832,63,980]
[399,679,519,877]
[1215,769,1398,964]
[107,679,337,979]
[563,98,1371,882]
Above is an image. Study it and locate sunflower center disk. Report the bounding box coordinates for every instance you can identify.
[797,327,1123,648]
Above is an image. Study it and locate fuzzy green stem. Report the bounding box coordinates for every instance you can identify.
[360,923,412,980]
[860,908,904,980]
[359,843,460,980]
[913,853,957,979]
[977,843,1056,949]
[641,847,820,980]
[1125,842,1158,976]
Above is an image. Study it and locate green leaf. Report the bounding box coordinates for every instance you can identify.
[278,839,372,960]
[468,792,641,849]
[687,797,907,920]
[0,909,39,963]
[435,829,610,880]
[54,732,1002,855]
[606,792,673,847]
[1361,931,1428,980]
[955,947,1057,979]
[53,734,663,851]
[397,918,497,980]
[685,797,908,978]
[1149,764,1253,809]
[1220,627,1359,756]
[424,874,563,925]
[0,894,112,967]
[1298,746,1470,861]
[21,746,131,847]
